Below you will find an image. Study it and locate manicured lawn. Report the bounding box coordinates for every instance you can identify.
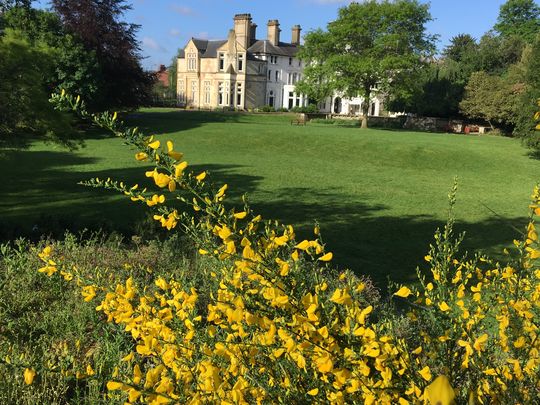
[1,109,539,288]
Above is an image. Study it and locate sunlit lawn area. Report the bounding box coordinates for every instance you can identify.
[2,109,539,288]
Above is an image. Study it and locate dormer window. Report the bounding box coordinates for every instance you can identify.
[187,52,197,71]
[218,53,225,71]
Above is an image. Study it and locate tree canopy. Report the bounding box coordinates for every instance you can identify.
[0,28,75,146]
[298,0,436,128]
[51,0,153,110]
[494,0,540,42]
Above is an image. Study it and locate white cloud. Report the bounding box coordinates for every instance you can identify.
[170,4,194,15]
[169,28,181,37]
[142,37,167,52]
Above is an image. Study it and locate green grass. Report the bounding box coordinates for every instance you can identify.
[1,109,539,288]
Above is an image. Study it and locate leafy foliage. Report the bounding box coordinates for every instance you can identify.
[298,0,436,128]
[514,35,540,150]
[459,70,524,130]
[0,29,74,145]
[51,0,154,110]
[2,6,102,105]
[494,0,540,42]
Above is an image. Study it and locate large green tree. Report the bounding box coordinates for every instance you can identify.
[0,29,73,144]
[294,30,335,107]
[2,6,102,105]
[494,0,540,43]
[51,0,154,110]
[297,0,436,128]
[514,34,540,150]
[459,65,525,131]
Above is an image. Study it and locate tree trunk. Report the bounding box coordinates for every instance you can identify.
[360,87,371,129]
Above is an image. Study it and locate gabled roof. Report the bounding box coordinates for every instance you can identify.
[178,38,228,59]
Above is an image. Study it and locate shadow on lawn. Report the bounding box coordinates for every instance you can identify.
[122,110,250,137]
[247,186,528,291]
[0,148,528,292]
[0,146,263,240]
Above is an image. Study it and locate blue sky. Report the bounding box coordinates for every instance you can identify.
[36,0,539,70]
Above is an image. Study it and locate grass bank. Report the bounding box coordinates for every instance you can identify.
[1,109,539,287]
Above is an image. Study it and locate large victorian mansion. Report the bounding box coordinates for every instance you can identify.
[176,13,383,116]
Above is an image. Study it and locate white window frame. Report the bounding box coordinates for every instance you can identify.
[204,81,211,105]
[191,80,197,103]
[178,79,185,103]
[187,53,197,71]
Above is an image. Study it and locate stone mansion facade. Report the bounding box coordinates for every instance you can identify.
[176,13,383,116]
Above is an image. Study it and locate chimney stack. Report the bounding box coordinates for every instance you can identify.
[250,23,257,45]
[267,19,280,46]
[291,25,301,46]
[233,13,252,49]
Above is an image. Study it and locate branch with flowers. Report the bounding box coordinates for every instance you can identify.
[29,91,540,404]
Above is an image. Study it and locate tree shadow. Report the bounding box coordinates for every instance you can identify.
[0,147,263,240]
[245,186,528,291]
[123,110,250,136]
[0,147,528,293]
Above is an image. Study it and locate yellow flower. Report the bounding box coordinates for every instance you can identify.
[514,336,526,348]
[81,285,96,302]
[135,152,148,161]
[216,184,228,198]
[38,264,57,276]
[438,301,450,312]
[38,246,52,261]
[86,364,95,376]
[424,375,455,405]
[307,388,319,396]
[419,366,432,381]
[318,252,333,261]
[394,286,412,298]
[195,171,207,181]
[330,288,352,305]
[315,353,333,373]
[473,334,488,352]
[148,140,160,150]
[174,161,188,179]
[146,194,165,206]
[107,381,126,391]
[234,211,247,219]
[24,368,36,385]
[166,140,184,160]
[295,240,310,250]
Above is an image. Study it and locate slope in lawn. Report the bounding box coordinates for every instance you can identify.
[1,109,538,288]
